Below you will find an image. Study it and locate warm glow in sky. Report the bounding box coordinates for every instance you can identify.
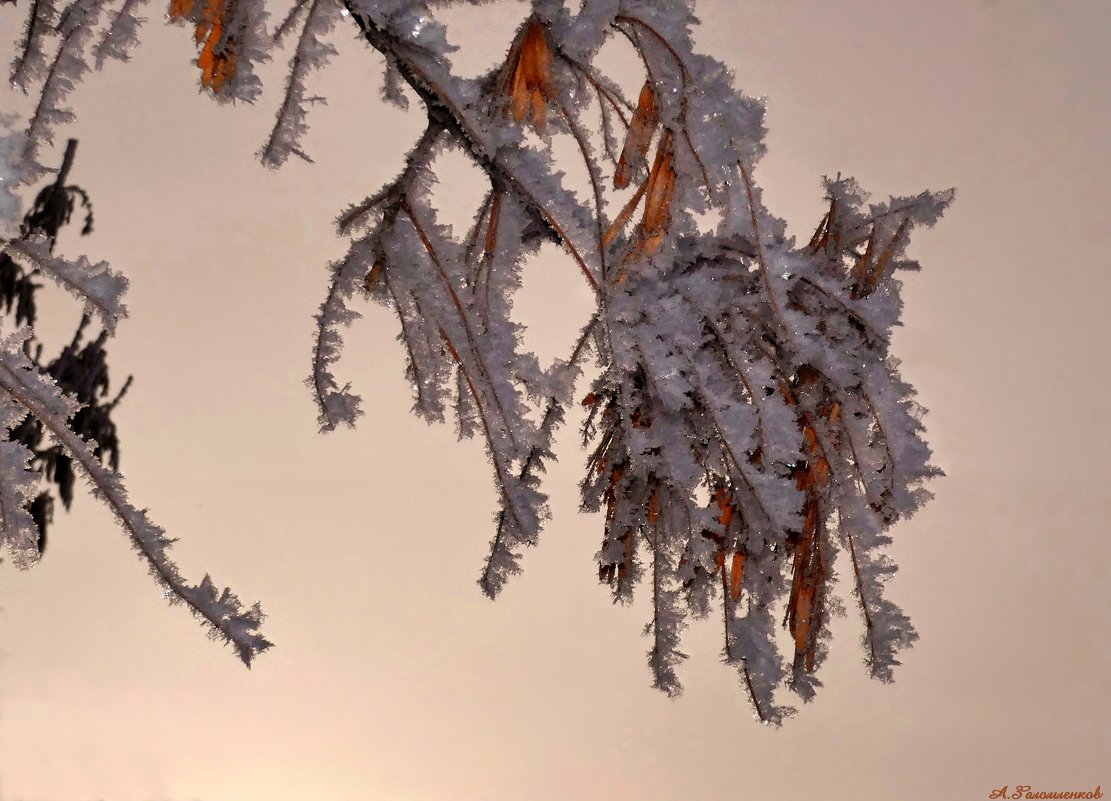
[0,2,1108,799]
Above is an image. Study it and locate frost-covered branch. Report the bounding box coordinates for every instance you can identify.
[20,0,104,183]
[1,136,269,666]
[259,0,340,167]
[93,0,149,69]
[314,0,950,716]
[310,120,444,431]
[0,329,272,664]
[8,0,57,93]
[341,0,603,292]
[2,0,952,718]
[479,312,596,598]
[3,234,128,332]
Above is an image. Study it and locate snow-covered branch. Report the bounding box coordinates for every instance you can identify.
[0,329,272,665]
[2,0,953,716]
[3,234,128,332]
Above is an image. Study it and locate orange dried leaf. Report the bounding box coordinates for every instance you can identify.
[862,218,911,294]
[194,0,237,93]
[616,531,635,582]
[193,0,220,44]
[713,549,726,574]
[199,35,237,93]
[501,19,553,131]
[640,133,676,256]
[481,193,503,263]
[714,488,734,529]
[729,552,746,601]
[364,259,384,292]
[609,136,675,279]
[793,582,815,652]
[168,0,194,19]
[614,81,659,189]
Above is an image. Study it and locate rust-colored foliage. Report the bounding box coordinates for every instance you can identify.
[498,18,554,130]
[729,552,746,602]
[714,486,734,530]
[196,0,237,93]
[855,218,910,298]
[807,197,839,254]
[640,132,676,255]
[711,486,746,602]
[168,0,238,94]
[167,0,193,19]
[779,374,836,675]
[809,194,915,300]
[364,258,384,293]
[610,131,678,281]
[614,81,660,189]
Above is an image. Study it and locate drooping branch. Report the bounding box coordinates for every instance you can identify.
[259,0,340,168]
[479,312,598,598]
[310,120,444,431]
[0,331,271,664]
[9,0,57,92]
[93,0,149,68]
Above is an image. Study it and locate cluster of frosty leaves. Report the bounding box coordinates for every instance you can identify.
[2,0,950,710]
[301,0,953,722]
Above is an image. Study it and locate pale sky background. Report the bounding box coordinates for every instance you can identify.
[1,1,1108,799]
